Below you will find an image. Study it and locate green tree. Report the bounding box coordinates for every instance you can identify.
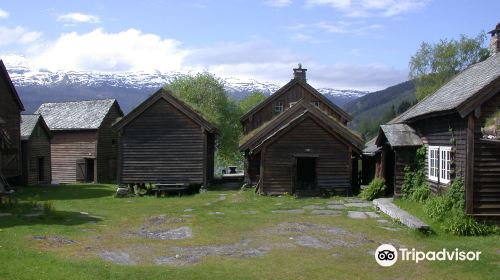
[409,32,489,101]
[238,91,267,114]
[165,72,242,167]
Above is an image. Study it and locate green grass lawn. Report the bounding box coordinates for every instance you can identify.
[0,184,498,280]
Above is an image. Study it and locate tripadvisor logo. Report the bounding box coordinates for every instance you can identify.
[375,244,481,267]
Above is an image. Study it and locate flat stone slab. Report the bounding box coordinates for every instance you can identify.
[303,205,324,210]
[373,198,429,231]
[294,235,331,249]
[208,211,224,215]
[0,213,12,217]
[326,204,345,210]
[184,208,194,212]
[138,226,192,240]
[379,226,402,232]
[344,202,372,208]
[241,210,259,215]
[376,219,389,224]
[98,251,136,265]
[364,212,380,218]
[311,210,341,216]
[271,209,305,214]
[347,211,368,219]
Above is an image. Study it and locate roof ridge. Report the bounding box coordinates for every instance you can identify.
[39,98,116,105]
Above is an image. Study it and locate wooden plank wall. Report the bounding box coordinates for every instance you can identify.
[0,76,21,178]
[413,113,467,194]
[393,147,417,196]
[242,83,343,134]
[50,130,97,183]
[96,104,122,183]
[473,91,500,215]
[25,123,51,185]
[119,99,205,184]
[261,117,351,194]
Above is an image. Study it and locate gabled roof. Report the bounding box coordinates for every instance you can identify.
[392,53,500,123]
[362,137,380,155]
[20,114,51,141]
[377,124,422,147]
[240,78,352,122]
[0,60,24,111]
[35,99,122,131]
[113,89,218,133]
[239,99,363,153]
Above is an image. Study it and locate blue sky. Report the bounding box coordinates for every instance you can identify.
[0,0,498,90]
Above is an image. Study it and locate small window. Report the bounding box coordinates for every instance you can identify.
[274,101,283,113]
[312,101,320,107]
[428,146,439,182]
[440,147,451,184]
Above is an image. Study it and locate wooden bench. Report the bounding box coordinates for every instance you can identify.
[152,183,189,197]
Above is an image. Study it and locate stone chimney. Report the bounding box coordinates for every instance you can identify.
[488,23,500,55]
[293,63,307,81]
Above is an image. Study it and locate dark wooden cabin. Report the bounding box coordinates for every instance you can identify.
[113,89,217,188]
[365,27,500,219]
[0,60,24,181]
[16,114,52,186]
[35,99,123,184]
[240,66,363,195]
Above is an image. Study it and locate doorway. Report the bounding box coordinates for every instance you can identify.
[384,149,395,195]
[37,157,44,183]
[85,158,95,183]
[296,157,316,191]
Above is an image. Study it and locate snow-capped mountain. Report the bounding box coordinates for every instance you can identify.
[6,62,369,113]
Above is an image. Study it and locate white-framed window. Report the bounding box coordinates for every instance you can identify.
[440,147,451,184]
[311,101,320,107]
[274,101,283,113]
[428,146,439,182]
[427,145,452,184]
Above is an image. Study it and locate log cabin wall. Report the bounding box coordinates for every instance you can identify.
[119,99,205,185]
[261,117,351,195]
[50,130,97,183]
[24,123,51,185]
[242,83,344,134]
[96,104,122,183]
[393,147,417,196]
[473,90,500,215]
[411,113,467,194]
[0,76,22,178]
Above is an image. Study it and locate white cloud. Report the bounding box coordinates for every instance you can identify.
[3,28,405,90]
[263,0,293,7]
[291,20,383,35]
[0,8,9,19]
[57,12,100,24]
[0,26,42,46]
[305,0,429,17]
[26,28,187,72]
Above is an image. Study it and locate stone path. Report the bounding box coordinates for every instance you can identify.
[310,210,341,216]
[373,198,429,231]
[271,209,305,214]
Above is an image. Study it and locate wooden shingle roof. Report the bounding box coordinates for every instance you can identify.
[35,99,122,131]
[20,114,51,141]
[240,99,363,153]
[240,78,352,122]
[377,124,423,147]
[392,53,500,123]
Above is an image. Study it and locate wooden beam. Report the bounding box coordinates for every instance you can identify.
[465,113,475,214]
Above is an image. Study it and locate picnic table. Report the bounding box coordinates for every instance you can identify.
[152,183,189,197]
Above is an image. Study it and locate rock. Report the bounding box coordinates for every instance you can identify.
[184,208,194,212]
[379,226,402,232]
[115,187,130,198]
[373,198,429,231]
[326,204,345,210]
[364,212,380,218]
[303,205,324,210]
[294,235,330,249]
[98,251,136,265]
[376,219,389,224]
[347,211,368,219]
[0,213,12,217]
[271,209,305,214]
[138,226,192,240]
[181,214,193,218]
[344,202,372,208]
[310,210,341,216]
[208,211,224,215]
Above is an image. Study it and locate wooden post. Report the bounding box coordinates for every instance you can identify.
[465,114,475,214]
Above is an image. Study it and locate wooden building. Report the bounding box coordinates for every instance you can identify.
[16,114,52,186]
[35,99,123,183]
[365,26,500,218]
[0,60,24,181]
[240,65,363,195]
[113,89,217,187]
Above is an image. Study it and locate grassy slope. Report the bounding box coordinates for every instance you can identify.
[0,184,498,280]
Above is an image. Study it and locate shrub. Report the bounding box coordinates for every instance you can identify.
[402,146,428,200]
[410,184,431,202]
[425,195,452,221]
[360,177,386,201]
[443,210,493,236]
